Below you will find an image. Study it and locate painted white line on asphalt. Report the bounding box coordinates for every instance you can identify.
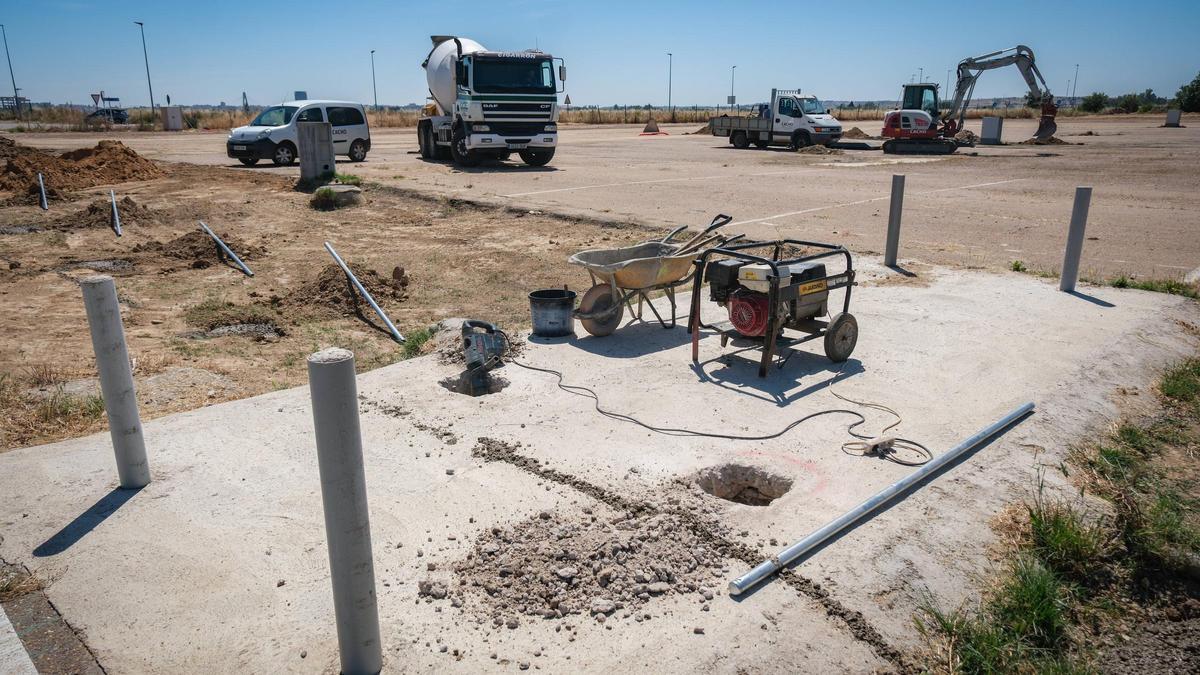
[501,169,814,197]
[730,178,1025,227]
[0,605,37,675]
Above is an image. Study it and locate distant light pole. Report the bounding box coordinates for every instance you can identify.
[1071,63,1079,101]
[370,50,378,110]
[1,25,18,120]
[730,65,736,114]
[666,52,673,121]
[918,66,923,83]
[133,21,155,119]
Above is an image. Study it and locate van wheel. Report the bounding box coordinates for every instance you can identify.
[349,140,367,162]
[450,127,481,167]
[271,142,296,166]
[731,131,749,149]
[791,131,811,150]
[238,158,258,166]
[519,149,554,166]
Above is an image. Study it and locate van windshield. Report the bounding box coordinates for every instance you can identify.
[250,106,298,127]
[473,57,554,94]
[797,98,826,115]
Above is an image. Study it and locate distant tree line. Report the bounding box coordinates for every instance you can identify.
[1073,71,1200,113]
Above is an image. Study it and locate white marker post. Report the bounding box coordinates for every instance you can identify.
[81,276,150,488]
[307,348,382,675]
[1059,187,1093,293]
[884,174,905,267]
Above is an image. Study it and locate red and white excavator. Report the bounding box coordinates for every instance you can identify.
[881,45,1058,154]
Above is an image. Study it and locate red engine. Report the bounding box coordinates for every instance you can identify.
[728,290,769,337]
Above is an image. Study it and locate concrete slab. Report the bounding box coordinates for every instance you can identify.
[0,605,37,675]
[1,262,1197,672]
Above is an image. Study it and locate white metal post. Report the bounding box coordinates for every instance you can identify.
[884,174,905,267]
[307,348,382,675]
[81,276,150,489]
[1059,187,1092,292]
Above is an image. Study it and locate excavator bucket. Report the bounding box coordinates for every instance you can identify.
[1034,116,1057,142]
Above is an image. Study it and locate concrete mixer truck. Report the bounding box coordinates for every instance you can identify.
[417,36,565,167]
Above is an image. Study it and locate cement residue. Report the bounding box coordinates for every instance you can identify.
[277,262,409,318]
[0,138,164,193]
[466,438,909,669]
[134,230,267,266]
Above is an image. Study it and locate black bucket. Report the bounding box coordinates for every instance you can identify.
[529,289,577,337]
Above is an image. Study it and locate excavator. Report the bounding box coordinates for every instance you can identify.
[882,45,1058,154]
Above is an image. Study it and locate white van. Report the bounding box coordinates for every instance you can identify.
[227,100,371,166]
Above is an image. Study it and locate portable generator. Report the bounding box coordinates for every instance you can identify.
[688,239,858,377]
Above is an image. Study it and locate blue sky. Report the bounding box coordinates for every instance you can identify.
[3,0,1197,107]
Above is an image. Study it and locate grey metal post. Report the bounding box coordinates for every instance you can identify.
[1059,186,1092,292]
[307,348,382,675]
[109,189,122,236]
[81,276,150,489]
[37,172,47,210]
[884,174,905,267]
[1,25,18,121]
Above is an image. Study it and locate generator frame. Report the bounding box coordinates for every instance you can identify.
[688,239,856,377]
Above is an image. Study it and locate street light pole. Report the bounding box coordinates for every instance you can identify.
[1071,63,1079,101]
[133,21,155,120]
[1,25,18,121]
[730,65,736,114]
[370,50,378,110]
[666,52,673,122]
[918,66,923,83]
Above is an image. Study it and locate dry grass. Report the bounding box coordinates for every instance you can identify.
[0,370,107,451]
[0,566,42,602]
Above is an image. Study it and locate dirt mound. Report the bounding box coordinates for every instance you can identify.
[134,230,267,266]
[686,124,711,135]
[1019,136,1071,145]
[954,130,979,144]
[54,196,152,230]
[798,144,843,155]
[1,180,64,207]
[0,139,164,193]
[842,126,877,140]
[278,262,410,317]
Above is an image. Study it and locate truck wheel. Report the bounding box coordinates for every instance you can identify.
[450,127,481,167]
[519,149,555,167]
[791,131,811,150]
[731,131,749,149]
[349,140,367,162]
[417,123,433,159]
[271,141,296,166]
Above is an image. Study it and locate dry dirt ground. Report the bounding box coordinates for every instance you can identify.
[0,140,648,448]
[8,113,1199,281]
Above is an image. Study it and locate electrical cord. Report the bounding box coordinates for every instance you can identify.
[495,330,931,465]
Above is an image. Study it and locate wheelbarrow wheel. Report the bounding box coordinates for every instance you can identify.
[578,284,624,337]
[824,312,858,362]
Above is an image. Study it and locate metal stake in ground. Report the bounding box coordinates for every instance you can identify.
[323,242,405,343]
[109,189,122,237]
[81,275,150,489]
[1059,186,1093,293]
[884,174,905,267]
[307,347,383,675]
[728,402,1035,596]
[37,172,48,211]
[198,221,254,277]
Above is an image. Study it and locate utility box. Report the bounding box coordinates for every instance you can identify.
[298,122,335,183]
[981,116,1003,144]
[1165,109,1182,127]
[162,106,183,131]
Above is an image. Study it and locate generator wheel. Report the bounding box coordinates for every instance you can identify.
[578,284,624,337]
[824,312,858,362]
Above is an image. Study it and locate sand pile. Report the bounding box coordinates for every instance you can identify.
[1019,136,1071,145]
[797,145,843,155]
[135,230,267,266]
[842,126,877,140]
[279,262,409,317]
[55,196,152,230]
[0,139,164,193]
[954,130,979,144]
[686,124,711,135]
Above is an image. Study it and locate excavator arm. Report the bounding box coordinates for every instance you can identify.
[942,45,1057,141]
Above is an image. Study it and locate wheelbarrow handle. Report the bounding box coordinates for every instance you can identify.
[678,214,735,252]
[660,225,689,244]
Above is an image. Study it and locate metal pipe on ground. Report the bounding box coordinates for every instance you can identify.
[198,221,254,277]
[37,172,48,211]
[307,347,383,675]
[1059,187,1092,293]
[323,241,405,343]
[109,189,122,237]
[81,275,150,489]
[728,402,1035,596]
[884,174,904,267]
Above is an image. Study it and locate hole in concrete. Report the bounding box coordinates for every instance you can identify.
[439,373,509,396]
[695,464,793,506]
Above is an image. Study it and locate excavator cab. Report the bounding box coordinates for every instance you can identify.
[901,84,941,120]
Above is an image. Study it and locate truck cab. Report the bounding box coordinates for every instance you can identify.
[711,89,842,149]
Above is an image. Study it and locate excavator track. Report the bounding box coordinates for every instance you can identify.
[881,138,958,155]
